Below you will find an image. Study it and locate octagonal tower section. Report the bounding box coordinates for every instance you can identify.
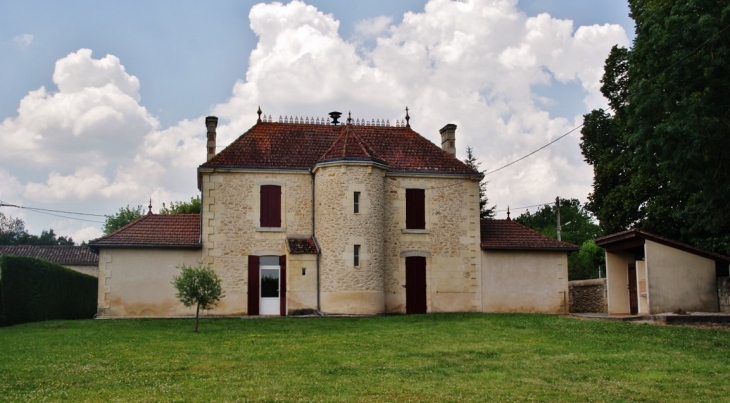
[313,126,388,314]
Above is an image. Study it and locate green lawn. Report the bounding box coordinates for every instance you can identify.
[1,314,728,402]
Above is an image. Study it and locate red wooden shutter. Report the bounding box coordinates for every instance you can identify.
[405,189,425,229]
[260,185,281,227]
[247,255,260,316]
[279,255,287,316]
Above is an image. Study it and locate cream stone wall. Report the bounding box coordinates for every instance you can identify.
[65,264,98,278]
[481,251,568,313]
[605,251,634,315]
[201,170,313,314]
[383,175,482,313]
[286,252,318,314]
[97,248,202,317]
[200,167,481,316]
[645,240,717,313]
[314,163,386,314]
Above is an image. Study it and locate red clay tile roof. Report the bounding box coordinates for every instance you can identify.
[318,126,386,165]
[201,121,478,174]
[0,245,98,266]
[595,229,730,264]
[88,213,201,251]
[286,237,319,254]
[480,219,578,251]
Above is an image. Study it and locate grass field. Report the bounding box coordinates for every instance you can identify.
[1,314,729,402]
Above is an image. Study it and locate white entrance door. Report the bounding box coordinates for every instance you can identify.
[260,265,280,315]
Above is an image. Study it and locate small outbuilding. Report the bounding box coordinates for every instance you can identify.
[480,218,578,313]
[88,213,202,317]
[595,229,730,315]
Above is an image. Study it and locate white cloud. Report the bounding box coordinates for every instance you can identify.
[13,34,33,47]
[1,0,629,239]
[353,16,393,38]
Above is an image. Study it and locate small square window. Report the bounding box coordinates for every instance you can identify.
[354,192,360,214]
[354,244,360,266]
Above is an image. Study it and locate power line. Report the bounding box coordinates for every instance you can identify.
[483,125,583,177]
[494,202,552,213]
[0,202,106,223]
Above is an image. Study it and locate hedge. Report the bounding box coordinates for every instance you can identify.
[0,255,97,326]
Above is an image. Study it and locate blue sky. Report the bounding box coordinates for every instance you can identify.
[0,0,633,242]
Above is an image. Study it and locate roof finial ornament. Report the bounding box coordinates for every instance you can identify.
[347,111,352,125]
[148,198,153,215]
[257,106,262,123]
[405,106,410,128]
[506,206,511,221]
[329,111,342,125]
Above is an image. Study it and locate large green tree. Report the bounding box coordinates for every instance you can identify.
[159,196,201,214]
[0,212,74,246]
[463,146,495,219]
[103,205,143,235]
[580,0,730,255]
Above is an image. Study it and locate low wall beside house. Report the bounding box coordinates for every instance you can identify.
[569,278,607,313]
[719,277,730,313]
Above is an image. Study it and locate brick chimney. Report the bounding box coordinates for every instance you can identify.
[440,124,456,156]
[205,116,218,162]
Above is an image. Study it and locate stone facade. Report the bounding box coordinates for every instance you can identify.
[569,278,607,313]
[200,163,482,315]
[200,170,313,314]
[383,175,482,313]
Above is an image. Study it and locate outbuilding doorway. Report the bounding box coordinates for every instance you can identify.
[628,263,638,315]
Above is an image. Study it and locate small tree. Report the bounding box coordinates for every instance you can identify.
[463,146,496,219]
[172,263,224,332]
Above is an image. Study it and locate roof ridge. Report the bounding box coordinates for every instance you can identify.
[506,219,578,247]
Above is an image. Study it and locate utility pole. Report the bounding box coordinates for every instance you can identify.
[556,196,561,241]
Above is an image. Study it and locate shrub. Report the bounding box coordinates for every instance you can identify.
[0,255,97,326]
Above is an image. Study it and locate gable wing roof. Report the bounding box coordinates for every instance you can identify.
[480,219,578,251]
[200,121,478,174]
[0,245,98,266]
[286,237,319,254]
[595,229,730,264]
[88,213,201,252]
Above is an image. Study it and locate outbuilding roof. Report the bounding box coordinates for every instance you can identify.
[480,219,578,251]
[286,237,319,254]
[0,245,98,266]
[200,120,478,174]
[88,213,201,252]
[595,229,730,264]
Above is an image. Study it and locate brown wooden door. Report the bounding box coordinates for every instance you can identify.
[628,263,638,315]
[406,257,427,314]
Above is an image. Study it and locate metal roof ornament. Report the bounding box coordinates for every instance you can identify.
[506,206,511,221]
[347,111,352,125]
[329,111,342,125]
[257,106,262,123]
[405,106,410,128]
[148,198,153,215]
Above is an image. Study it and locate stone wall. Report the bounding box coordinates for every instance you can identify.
[315,163,387,314]
[569,278,607,313]
[201,170,313,314]
[382,174,481,313]
[719,277,730,313]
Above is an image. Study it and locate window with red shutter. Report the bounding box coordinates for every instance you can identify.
[405,188,426,229]
[260,185,281,227]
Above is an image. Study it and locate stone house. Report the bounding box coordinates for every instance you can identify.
[596,229,730,315]
[90,110,577,317]
[0,245,99,277]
